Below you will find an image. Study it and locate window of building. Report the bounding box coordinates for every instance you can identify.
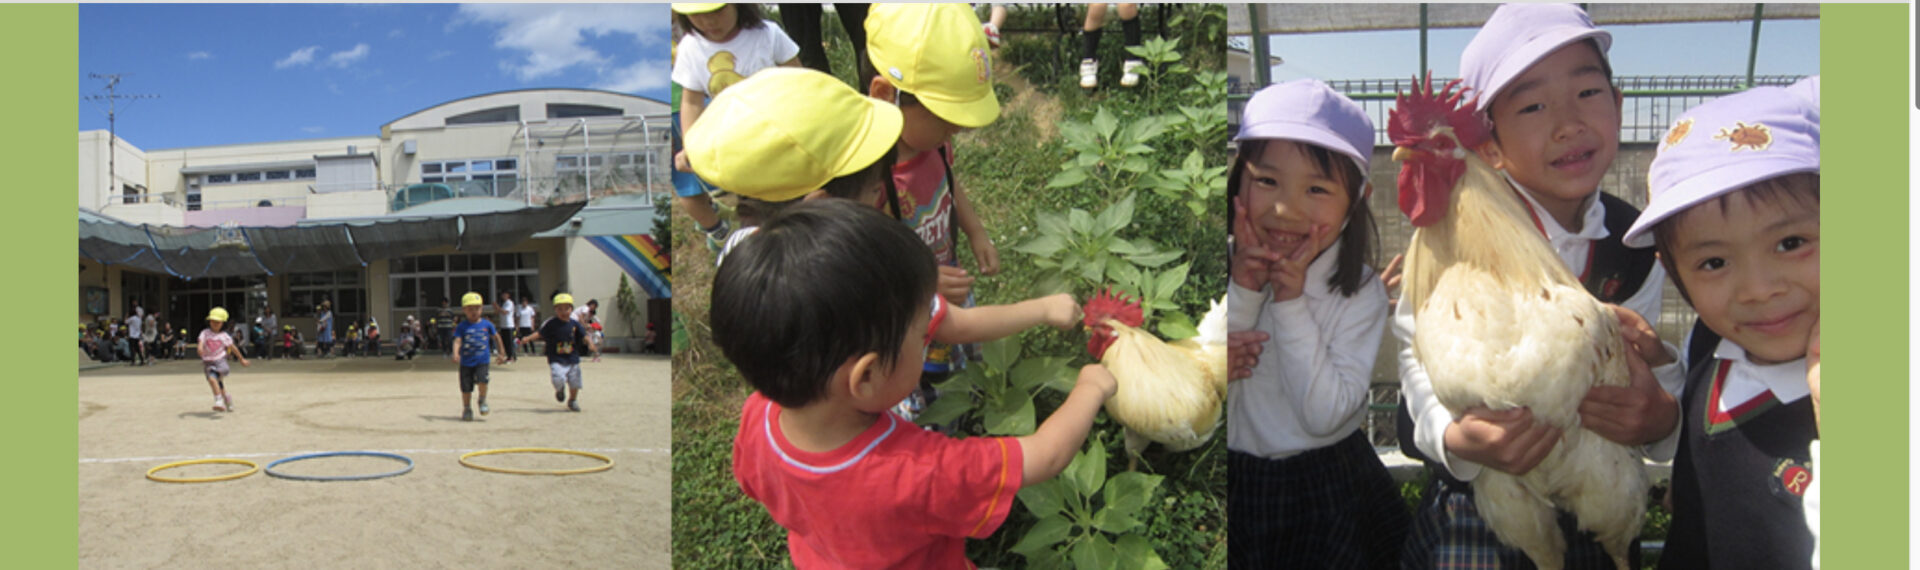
[167,275,268,336]
[420,158,519,198]
[235,172,262,182]
[265,170,291,180]
[445,106,520,126]
[547,103,623,119]
[389,252,538,323]
[285,270,366,322]
[206,173,232,184]
[295,168,316,179]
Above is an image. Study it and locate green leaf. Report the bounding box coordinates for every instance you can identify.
[1090,505,1143,535]
[1101,194,1135,234]
[1153,262,1191,300]
[1157,310,1199,341]
[1070,533,1117,570]
[915,390,974,427]
[1047,168,1090,189]
[1011,356,1073,394]
[1036,211,1069,237]
[1068,209,1095,236]
[1122,144,1156,155]
[1114,534,1170,570]
[1121,115,1170,145]
[984,393,1036,435]
[1125,250,1182,268]
[1182,149,1205,172]
[1106,262,1142,293]
[1101,471,1165,522]
[1014,234,1067,257]
[1092,107,1119,139]
[1118,156,1154,174]
[1010,514,1074,555]
[982,337,1018,373]
[1017,480,1069,519]
[1106,238,1146,256]
[1077,257,1106,283]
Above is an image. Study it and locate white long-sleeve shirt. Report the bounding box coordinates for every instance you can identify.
[1395,186,1686,482]
[1228,239,1387,459]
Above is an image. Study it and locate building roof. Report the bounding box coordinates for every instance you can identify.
[381,88,671,135]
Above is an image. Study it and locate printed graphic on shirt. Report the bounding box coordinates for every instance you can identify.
[707,51,746,95]
[1770,457,1813,499]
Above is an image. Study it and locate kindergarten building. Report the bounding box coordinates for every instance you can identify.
[78,88,673,350]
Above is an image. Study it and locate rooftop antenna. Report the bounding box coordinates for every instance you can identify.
[82,73,158,206]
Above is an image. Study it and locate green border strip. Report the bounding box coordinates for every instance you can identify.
[1824,4,1908,568]
[12,4,77,567]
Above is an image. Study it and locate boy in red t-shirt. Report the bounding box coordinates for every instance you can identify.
[714,199,1116,569]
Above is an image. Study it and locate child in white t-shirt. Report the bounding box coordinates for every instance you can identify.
[671,3,801,250]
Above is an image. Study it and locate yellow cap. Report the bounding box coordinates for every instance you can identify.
[867,3,1000,128]
[207,307,229,322]
[462,292,484,307]
[553,293,576,307]
[671,3,724,14]
[686,67,904,202]
[79,323,86,330]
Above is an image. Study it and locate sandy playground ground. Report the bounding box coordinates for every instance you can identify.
[79,352,670,568]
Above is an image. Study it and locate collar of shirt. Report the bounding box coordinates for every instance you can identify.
[1713,338,1812,408]
[1503,172,1608,247]
[1299,237,1343,301]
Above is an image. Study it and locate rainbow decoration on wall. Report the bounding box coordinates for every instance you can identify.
[587,234,670,299]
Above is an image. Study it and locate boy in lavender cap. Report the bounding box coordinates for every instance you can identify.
[1622,83,1820,570]
[1226,78,1409,569]
[1396,4,1686,569]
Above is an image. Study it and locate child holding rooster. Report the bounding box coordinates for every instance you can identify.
[1223,79,1408,569]
[1393,4,1688,568]
[1622,82,1820,570]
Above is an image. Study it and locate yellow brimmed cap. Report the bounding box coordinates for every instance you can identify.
[462,292,484,307]
[671,4,724,15]
[553,293,575,307]
[207,307,228,322]
[867,3,1000,128]
[685,67,904,203]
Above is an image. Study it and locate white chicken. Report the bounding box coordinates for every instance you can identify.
[1084,289,1229,462]
[1390,75,1645,570]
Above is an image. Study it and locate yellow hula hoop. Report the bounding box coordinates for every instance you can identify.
[146,458,261,483]
[459,448,614,476]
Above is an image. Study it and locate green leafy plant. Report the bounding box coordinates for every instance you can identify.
[1047,108,1172,191]
[1012,194,1184,314]
[615,274,642,338]
[917,337,1077,434]
[1011,436,1170,570]
[1143,150,1228,218]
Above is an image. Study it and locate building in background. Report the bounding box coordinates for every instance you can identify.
[78,88,673,350]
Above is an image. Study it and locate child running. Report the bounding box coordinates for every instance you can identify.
[1396,5,1687,568]
[1225,79,1408,568]
[519,293,596,412]
[198,307,250,412]
[1622,83,1820,570]
[452,292,508,421]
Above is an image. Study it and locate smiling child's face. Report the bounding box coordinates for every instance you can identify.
[1666,179,1820,364]
[1481,41,1623,218]
[1241,140,1353,262]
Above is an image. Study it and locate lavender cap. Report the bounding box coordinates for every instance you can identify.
[1235,79,1375,176]
[1623,86,1820,248]
[1460,4,1612,113]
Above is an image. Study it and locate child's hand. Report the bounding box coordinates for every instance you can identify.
[239,358,251,368]
[1380,254,1405,311]
[1269,225,1324,302]
[1230,195,1282,292]
[970,233,1000,276]
[1444,406,1562,476]
[1037,293,1083,330]
[1077,364,1119,400]
[937,266,974,303]
[673,150,692,173]
[1227,330,1268,381]
[1608,305,1673,366]
[1579,349,1678,446]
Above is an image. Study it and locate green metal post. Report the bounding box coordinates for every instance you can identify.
[1419,4,1429,74]
[1746,4,1765,88]
[1249,3,1271,87]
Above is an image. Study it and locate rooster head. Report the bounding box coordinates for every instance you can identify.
[1388,71,1492,227]
[1083,288,1144,359]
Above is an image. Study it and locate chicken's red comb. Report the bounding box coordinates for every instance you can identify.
[1084,288,1144,329]
[1387,71,1490,151]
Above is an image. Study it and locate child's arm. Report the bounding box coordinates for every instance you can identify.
[227,343,249,367]
[1264,274,1387,438]
[675,92,709,172]
[932,293,1080,345]
[1015,364,1118,486]
[950,181,998,276]
[451,335,463,361]
[492,331,507,364]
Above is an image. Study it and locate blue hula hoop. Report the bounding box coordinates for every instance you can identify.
[264,451,415,482]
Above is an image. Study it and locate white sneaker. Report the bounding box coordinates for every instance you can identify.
[213,397,227,412]
[1079,59,1099,89]
[1120,59,1145,87]
[223,394,234,411]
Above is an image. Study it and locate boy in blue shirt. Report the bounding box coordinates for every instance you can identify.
[452,292,507,421]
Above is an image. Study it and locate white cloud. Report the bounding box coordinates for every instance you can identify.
[596,60,671,93]
[427,49,456,62]
[275,46,320,69]
[187,51,212,61]
[301,126,326,134]
[388,28,405,39]
[455,4,668,84]
[327,43,371,68]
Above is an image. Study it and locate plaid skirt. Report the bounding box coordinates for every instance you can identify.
[1229,430,1410,570]
[1400,472,1641,570]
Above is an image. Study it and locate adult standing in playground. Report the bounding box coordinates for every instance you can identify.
[260,308,278,360]
[435,297,457,355]
[142,311,159,361]
[516,292,537,353]
[498,291,518,363]
[124,310,145,366]
[316,299,335,357]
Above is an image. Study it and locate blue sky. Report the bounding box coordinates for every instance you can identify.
[79,4,672,150]
[1250,19,1819,82]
